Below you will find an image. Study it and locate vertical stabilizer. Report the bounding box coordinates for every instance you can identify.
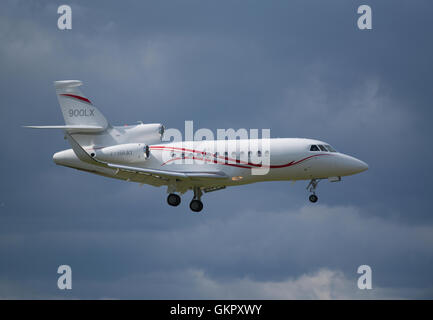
[54,80,108,130]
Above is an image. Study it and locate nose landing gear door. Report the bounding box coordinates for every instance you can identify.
[304,164,313,178]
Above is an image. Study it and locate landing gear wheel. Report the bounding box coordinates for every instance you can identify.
[189,199,203,212]
[309,194,318,203]
[306,179,320,203]
[167,193,181,207]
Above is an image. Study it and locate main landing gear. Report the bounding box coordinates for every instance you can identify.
[167,193,181,206]
[190,187,203,213]
[166,187,204,212]
[306,179,320,203]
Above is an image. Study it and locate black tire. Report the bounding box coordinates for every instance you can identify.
[167,193,181,206]
[189,199,203,212]
[309,194,318,203]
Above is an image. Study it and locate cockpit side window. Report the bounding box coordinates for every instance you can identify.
[310,145,320,152]
[325,145,337,152]
[318,145,327,152]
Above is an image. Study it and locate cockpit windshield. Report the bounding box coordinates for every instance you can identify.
[310,144,337,152]
[325,145,337,152]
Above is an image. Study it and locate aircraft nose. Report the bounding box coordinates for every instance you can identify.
[335,154,368,176]
[353,158,369,173]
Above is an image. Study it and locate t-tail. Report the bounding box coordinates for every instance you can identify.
[25,80,109,133]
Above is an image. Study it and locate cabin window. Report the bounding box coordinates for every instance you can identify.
[257,150,262,157]
[310,145,320,152]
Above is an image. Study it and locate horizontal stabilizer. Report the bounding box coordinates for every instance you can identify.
[23,125,106,133]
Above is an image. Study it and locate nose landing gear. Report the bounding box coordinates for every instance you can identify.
[309,194,318,203]
[306,179,320,203]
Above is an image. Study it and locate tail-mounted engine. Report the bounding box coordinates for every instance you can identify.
[90,143,150,164]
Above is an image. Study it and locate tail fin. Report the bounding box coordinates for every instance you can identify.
[55,80,108,130]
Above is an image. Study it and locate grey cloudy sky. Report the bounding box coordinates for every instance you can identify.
[1,0,433,299]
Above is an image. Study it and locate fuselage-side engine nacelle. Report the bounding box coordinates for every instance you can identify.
[91,143,150,164]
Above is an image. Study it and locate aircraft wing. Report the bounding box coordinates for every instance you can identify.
[65,132,228,182]
[106,163,228,181]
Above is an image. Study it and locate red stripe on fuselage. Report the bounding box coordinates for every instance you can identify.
[60,94,92,104]
[162,156,253,169]
[151,145,332,169]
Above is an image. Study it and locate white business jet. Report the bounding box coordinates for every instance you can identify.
[26,80,368,212]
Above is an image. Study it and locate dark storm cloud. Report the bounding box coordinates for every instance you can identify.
[1,0,433,298]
